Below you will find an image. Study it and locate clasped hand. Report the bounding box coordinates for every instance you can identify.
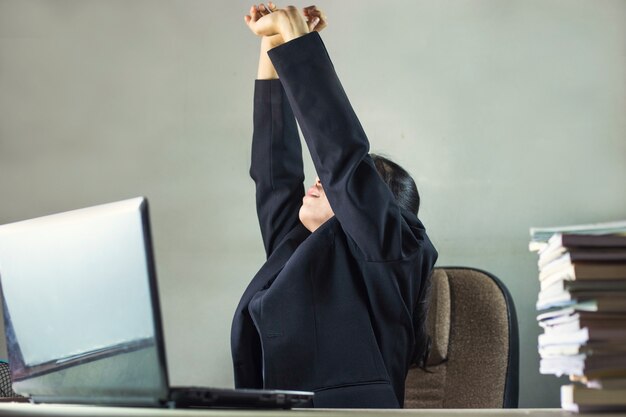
[244,3,327,43]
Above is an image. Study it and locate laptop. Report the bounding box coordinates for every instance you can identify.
[0,197,313,408]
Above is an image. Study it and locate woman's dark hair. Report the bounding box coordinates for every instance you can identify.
[370,154,420,215]
[371,153,431,369]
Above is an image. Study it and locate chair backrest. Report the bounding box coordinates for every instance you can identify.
[0,362,20,398]
[404,267,519,408]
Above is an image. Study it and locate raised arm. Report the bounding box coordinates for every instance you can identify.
[250,52,304,257]
[246,4,326,257]
[249,8,428,261]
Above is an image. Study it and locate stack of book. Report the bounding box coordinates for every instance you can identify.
[529,220,626,412]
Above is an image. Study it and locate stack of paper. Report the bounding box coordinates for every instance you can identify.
[529,220,626,412]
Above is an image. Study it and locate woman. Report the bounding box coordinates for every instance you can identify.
[231,4,438,408]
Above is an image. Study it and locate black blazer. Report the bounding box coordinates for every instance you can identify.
[231,32,438,408]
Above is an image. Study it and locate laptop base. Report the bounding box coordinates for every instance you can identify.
[169,386,313,409]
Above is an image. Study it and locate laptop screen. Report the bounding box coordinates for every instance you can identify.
[0,197,169,405]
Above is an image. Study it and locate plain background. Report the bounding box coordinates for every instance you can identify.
[0,0,624,408]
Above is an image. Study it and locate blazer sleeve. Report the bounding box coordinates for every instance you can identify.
[268,33,425,262]
[250,79,305,258]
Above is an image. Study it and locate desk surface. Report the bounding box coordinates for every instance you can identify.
[0,404,623,417]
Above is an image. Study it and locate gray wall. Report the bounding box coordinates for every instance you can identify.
[1,0,624,408]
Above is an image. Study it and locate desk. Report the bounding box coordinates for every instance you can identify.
[0,404,623,417]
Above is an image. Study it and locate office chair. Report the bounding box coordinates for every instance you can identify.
[404,267,519,408]
[0,361,20,398]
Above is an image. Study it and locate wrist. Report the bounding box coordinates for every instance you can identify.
[276,10,309,43]
[258,38,279,80]
[261,35,283,51]
[281,27,309,43]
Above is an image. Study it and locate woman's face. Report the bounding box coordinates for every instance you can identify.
[299,177,334,232]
